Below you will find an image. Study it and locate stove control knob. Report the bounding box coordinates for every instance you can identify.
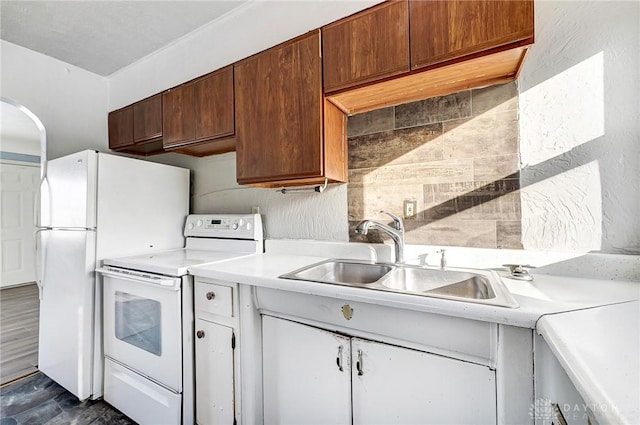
[196,330,205,339]
[238,219,245,227]
[232,223,239,230]
[246,222,253,230]
[196,219,203,227]
[187,222,194,230]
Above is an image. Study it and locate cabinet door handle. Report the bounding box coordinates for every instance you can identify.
[206,291,216,300]
[356,349,364,376]
[336,345,344,372]
[196,330,205,339]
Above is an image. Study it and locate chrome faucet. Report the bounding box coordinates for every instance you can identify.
[355,211,405,264]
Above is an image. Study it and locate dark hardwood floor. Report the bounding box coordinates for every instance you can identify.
[0,372,135,424]
[0,284,39,386]
[0,285,136,424]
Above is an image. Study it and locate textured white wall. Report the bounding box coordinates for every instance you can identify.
[518,1,640,254]
[107,0,377,240]
[108,0,381,110]
[151,1,640,247]
[0,41,109,160]
[9,0,634,248]
[189,153,349,241]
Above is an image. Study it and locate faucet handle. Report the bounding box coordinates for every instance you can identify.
[437,249,447,270]
[379,210,404,230]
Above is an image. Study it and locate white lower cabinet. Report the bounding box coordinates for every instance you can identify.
[262,315,497,425]
[262,315,352,424]
[534,335,599,425]
[194,280,239,425]
[195,319,235,424]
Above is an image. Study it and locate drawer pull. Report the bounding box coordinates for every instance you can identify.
[336,345,344,372]
[206,291,216,300]
[356,349,364,376]
[196,330,205,339]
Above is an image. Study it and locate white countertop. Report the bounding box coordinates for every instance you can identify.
[188,252,640,328]
[188,245,640,425]
[537,301,640,425]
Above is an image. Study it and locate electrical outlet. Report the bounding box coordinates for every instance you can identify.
[403,199,417,219]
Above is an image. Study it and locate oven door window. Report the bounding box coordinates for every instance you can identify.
[114,291,162,356]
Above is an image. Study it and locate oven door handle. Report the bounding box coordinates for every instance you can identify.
[96,267,181,290]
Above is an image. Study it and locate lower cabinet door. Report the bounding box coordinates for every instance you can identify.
[195,319,234,424]
[351,338,497,425]
[262,316,352,425]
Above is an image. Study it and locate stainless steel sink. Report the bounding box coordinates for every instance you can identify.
[280,259,518,308]
[280,260,393,285]
[429,277,496,299]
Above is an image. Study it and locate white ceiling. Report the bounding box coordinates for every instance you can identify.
[0,0,248,76]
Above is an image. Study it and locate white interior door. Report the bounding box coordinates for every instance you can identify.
[0,162,39,287]
[262,316,352,425]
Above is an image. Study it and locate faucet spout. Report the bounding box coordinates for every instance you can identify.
[355,212,405,264]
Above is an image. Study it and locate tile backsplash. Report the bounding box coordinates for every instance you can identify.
[347,82,522,249]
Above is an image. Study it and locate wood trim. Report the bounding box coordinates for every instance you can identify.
[242,176,345,189]
[327,46,529,115]
[322,99,348,183]
[112,139,165,156]
[166,137,236,157]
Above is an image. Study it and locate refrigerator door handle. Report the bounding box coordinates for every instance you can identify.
[34,229,46,300]
[35,175,50,228]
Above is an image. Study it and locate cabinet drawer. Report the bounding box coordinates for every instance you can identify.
[195,282,233,317]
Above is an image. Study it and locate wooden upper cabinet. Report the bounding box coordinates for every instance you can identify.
[235,31,347,187]
[195,67,234,141]
[108,106,133,150]
[322,0,410,93]
[163,66,235,154]
[108,95,164,155]
[132,94,162,143]
[163,83,196,148]
[410,0,534,70]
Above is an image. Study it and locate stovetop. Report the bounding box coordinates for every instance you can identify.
[101,214,264,276]
[102,247,256,276]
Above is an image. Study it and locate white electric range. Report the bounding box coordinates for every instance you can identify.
[97,214,263,425]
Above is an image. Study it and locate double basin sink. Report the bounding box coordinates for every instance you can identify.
[280,259,518,308]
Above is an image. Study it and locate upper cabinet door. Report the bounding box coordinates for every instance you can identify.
[108,106,133,150]
[109,99,164,155]
[132,94,163,143]
[323,0,410,93]
[162,83,196,148]
[195,66,234,141]
[235,31,324,185]
[163,66,234,149]
[410,0,534,70]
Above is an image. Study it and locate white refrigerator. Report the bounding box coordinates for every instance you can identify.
[36,150,189,401]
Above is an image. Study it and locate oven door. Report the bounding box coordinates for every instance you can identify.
[100,267,183,392]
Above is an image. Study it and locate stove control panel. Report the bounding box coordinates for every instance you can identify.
[184,214,263,240]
